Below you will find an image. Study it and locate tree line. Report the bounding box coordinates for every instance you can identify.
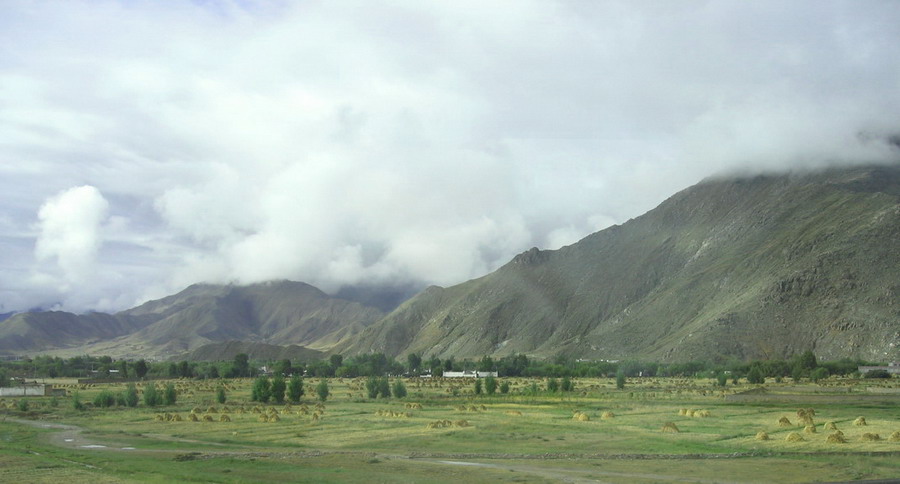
[0,350,889,385]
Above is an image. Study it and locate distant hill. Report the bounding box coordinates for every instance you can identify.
[179,340,325,362]
[0,280,384,360]
[337,165,900,362]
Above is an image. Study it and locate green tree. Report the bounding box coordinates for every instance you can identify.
[143,384,161,406]
[747,365,765,384]
[616,371,626,390]
[484,376,497,395]
[329,354,343,370]
[94,390,116,408]
[17,399,28,412]
[124,383,139,407]
[316,379,330,402]
[288,375,304,403]
[561,376,574,392]
[547,378,559,393]
[134,359,149,379]
[366,376,379,399]
[499,381,510,394]
[271,375,286,404]
[0,367,8,387]
[251,376,271,403]
[216,386,227,404]
[377,377,391,398]
[474,379,483,395]
[407,353,422,374]
[233,353,250,378]
[797,350,818,371]
[811,367,830,383]
[274,359,292,377]
[164,382,177,405]
[72,391,85,410]
[716,372,728,387]
[392,379,407,398]
[118,360,128,378]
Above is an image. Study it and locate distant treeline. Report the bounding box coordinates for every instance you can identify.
[0,351,887,385]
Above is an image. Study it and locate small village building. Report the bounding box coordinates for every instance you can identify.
[443,370,498,378]
[858,362,900,375]
[0,382,66,397]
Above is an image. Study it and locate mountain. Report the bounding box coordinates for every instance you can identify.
[337,165,900,362]
[0,280,385,360]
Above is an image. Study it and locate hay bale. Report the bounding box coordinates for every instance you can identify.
[188,413,200,422]
[573,412,590,422]
[505,410,523,416]
[172,414,183,422]
[824,421,838,430]
[220,414,231,422]
[853,416,867,426]
[191,407,202,414]
[803,424,816,434]
[661,422,680,433]
[777,416,793,427]
[826,432,847,444]
[202,415,214,422]
[888,431,900,442]
[860,432,881,442]
[258,414,269,423]
[784,432,804,442]
[454,420,470,427]
[154,414,165,421]
[601,411,615,419]
[755,431,769,441]
[696,410,711,418]
[678,408,688,416]
[206,406,218,414]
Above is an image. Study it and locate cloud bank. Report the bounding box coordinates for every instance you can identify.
[1,1,899,313]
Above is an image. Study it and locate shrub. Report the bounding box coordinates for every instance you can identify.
[93,390,116,408]
[143,384,162,407]
[484,376,497,395]
[316,379,329,402]
[124,383,139,407]
[72,392,85,411]
[811,367,830,383]
[716,372,728,387]
[251,377,271,403]
[746,366,764,384]
[616,371,625,390]
[288,375,304,403]
[164,383,177,406]
[499,381,510,394]
[392,379,407,399]
[473,379,482,395]
[547,378,559,393]
[271,375,286,404]
[216,386,227,404]
[16,399,28,412]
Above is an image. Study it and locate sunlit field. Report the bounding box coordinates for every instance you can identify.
[2,376,899,483]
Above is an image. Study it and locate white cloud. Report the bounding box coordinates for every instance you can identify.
[0,0,898,313]
[34,185,109,287]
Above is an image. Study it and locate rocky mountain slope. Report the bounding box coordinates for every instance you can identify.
[0,280,384,360]
[337,165,900,362]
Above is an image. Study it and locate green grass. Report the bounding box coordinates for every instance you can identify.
[2,376,899,482]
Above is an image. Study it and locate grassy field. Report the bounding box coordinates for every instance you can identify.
[1,376,899,483]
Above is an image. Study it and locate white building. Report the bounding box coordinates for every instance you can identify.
[442,370,498,378]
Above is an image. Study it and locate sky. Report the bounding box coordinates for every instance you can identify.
[1,0,899,314]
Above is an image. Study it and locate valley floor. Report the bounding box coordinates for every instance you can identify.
[2,376,899,483]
